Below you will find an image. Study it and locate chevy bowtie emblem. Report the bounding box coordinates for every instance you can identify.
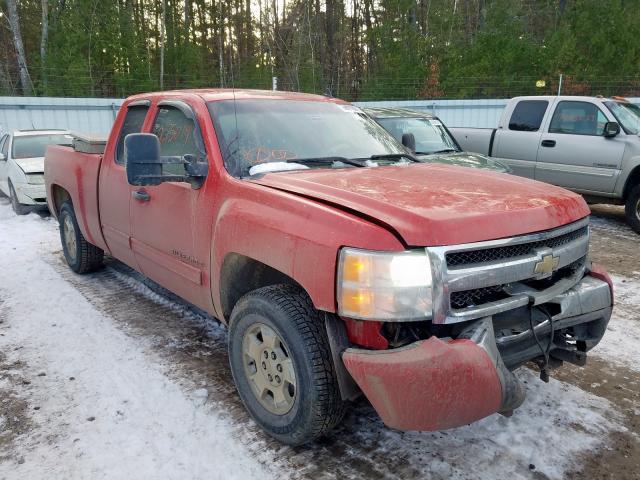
[534,254,559,276]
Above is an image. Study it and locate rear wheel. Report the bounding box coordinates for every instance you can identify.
[9,181,30,215]
[625,185,640,234]
[228,284,345,445]
[59,201,104,273]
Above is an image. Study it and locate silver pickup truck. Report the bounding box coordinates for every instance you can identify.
[450,96,640,233]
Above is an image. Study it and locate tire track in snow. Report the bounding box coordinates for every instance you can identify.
[48,254,626,480]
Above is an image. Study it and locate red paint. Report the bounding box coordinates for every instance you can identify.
[252,164,590,246]
[589,263,614,305]
[44,88,591,321]
[342,337,503,431]
[343,318,388,350]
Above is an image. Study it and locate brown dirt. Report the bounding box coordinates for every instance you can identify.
[0,298,33,466]
[559,204,640,480]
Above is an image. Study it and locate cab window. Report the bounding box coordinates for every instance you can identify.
[508,100,548,132]
[152,104,205,175]
[549,101,608,136]
[116,104,149,165]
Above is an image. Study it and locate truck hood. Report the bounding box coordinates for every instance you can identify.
[250,163,590,246]
[14,157,44,174]
[418,151,510,173]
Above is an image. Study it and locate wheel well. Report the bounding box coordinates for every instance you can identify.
[623,166,640,200]
[220,253,303,321]
[50,185,71,216]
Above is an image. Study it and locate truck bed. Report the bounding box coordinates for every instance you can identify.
[449,127,495,156]
[44,144,109,252]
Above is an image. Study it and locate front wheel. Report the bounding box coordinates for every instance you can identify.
[625,185,640,234]
[59,201,104,273]
[9,181,30,215]
[228,284,345,445]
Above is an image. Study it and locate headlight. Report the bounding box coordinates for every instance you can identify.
[337,247,432,321]
[27,174,45,185]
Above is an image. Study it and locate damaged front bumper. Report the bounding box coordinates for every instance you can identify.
[341,270,612,432]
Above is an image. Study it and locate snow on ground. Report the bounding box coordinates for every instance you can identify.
[0,203,284,480]
[0,200,635,479]
[591,274,640,372]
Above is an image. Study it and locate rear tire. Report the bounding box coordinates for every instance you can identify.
[625,185,640,234]
[228,284,345,445]
[59,201,104,273]
[9,181,30,215]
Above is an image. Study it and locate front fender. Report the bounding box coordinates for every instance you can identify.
[210,181,404,316]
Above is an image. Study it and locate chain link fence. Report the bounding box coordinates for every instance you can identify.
[2,66,640,101]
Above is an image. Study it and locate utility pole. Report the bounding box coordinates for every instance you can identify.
[558,74,563,96]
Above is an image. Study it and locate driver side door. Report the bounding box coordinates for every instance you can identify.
[129,100,209,308]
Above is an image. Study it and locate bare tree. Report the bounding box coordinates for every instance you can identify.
[41,0,49,88]
[5,0,33,95]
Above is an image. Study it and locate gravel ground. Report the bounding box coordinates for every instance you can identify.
[0,199,638,480]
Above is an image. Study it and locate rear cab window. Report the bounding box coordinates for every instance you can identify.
[151,103,207,176]
[116,104,150,165]
[508,100,549,132]
[549,101,608,136]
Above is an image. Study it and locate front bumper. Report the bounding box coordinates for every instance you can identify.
[13,181,47,205]
[341,271,612,431]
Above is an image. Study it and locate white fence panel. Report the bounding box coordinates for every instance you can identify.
[1,96,638,134]
[0,97,124,136]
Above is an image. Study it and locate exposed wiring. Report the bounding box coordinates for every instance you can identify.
[530,305,555,383]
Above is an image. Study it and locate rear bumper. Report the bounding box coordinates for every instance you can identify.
[342,271,612,431]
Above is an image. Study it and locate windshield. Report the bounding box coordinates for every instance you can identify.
[12,134,73,159]
[374,117,459,154]
[604,101,640,135]
[208,100,404,177]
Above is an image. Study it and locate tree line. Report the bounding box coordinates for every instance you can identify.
[1,0,640,100]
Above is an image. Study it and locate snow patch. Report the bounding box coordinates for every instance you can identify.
[249,162,309,175]
[591,274,640,371]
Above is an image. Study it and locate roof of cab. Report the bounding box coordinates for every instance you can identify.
[363,106,435,119]
[126,88,348,104]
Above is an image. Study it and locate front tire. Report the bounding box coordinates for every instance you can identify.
[625,185,640,234]
[9,181,30,215]
[59,201,104,273]
[228,284,345,445]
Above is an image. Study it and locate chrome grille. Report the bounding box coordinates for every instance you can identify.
[427,218,590,324]
[446,226,589,267]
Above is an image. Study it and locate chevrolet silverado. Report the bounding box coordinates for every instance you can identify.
[44,89,613,445]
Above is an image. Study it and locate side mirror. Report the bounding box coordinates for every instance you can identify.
[125,133,164,186]
[124,133,207,189]
[401,132,416,153]
[0,153,6,162]
[603,122,620,138]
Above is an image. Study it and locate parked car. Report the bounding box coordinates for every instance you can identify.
[45,89,612,445]
[364,107,510,173]
[450,96,640,232]
[0,129,73,215]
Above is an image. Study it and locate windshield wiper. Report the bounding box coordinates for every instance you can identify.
[418,149,459,155]
[287,157,366,167]
[366,153,420,162]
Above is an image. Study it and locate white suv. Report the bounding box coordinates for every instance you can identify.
[0,129,73,215]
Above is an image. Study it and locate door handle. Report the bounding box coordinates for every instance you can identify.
[132,189,150,202]
[541,139,556,148]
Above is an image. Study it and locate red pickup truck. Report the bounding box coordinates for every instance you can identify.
[45,89,613,445]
